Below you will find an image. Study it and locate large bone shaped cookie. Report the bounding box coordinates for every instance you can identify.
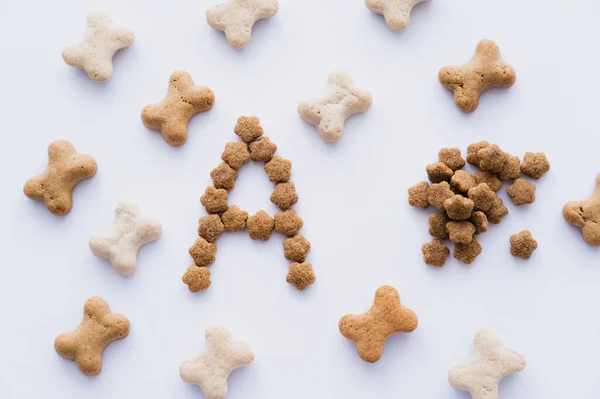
[563,173,600,246]
[54,297,130,376]
[62,11,134,82]
[298,71,373,143]
[206,0,279,49]
[180,326,254,399]
[89,202,162,276]
[449,329,526,399]
[366,0,430,31]
[24,140,97,216]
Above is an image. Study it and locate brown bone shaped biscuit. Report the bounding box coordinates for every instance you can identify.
[439,39,516,113]
[24,140,97,215]
[563,173,600,246]
[54,297,130,376]
[339,285,418,363]
[142,71,215,146]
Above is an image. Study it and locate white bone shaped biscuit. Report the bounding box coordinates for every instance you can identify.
[62,11,134,82]
[180,326,254,399]
[366,0,430,31]
[206,0,279,49]
[298,71,373,143]
[89,201,161,276]
[449,329,526,399]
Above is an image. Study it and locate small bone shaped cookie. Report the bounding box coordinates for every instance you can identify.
[439,39,516,113]
[298,71,373,143]
[206,0,279,49]
[89,202,162,276]
[54,297,130,376]
[338,285,418,363]
[62,11,134,82]
[365,0,430,31]
[24,140,97,216]
[142,71,215,146]
[563,173,600,246]
[449,329,526,399]
[180,326,254,399]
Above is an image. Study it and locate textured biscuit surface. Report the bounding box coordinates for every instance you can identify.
[365,0,430,31]
[24,140,97,215]
[448,329,526,399]
[180,326,254,399]
[339,286,418,363]
[298,71,373,142]
[563,173,600,246]
[62,11,134,82]
[89,202,161,276]
[54,297,130,376]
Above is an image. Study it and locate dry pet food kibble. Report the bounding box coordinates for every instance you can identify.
[201,186,229,214]
[451,170,477,193]
[444,195,474,220]
[180,326,254,399]
[439,40,516,113]
[234,116,263,142]
[468,183,495,212]
[439,147,466,171]
[283,234,311,262]
[498,153,521,181]
[298,71,373,142]
[222,142,250,170]
[422,239,450,267]
[408,181,430,209]
[247,210,274,241]
[448,329,526,399]
[249,137,277,162]
[62,11,134,82]
[182,265,211,292]
[428,182,454,209]
[286,262,316,291]
[485,197,509,224]
[521,152,550,179]
[271,182,298,210]
[426,162,454,183]
[54,297,130,376]
[339,286,418,363]
[446,221,476,244]
[365,0,429,31]
[24,140,97,216]
[510,230,538,260]
[210,162,238,190]
[221,205,248,232]
[206,0,279,49]
[563,173,600,246]
[507,178,536,206]
[198,215,225,243]
[470,211,489,234]
[265,156,292,182]
[189,237,217,266]
[453,238,482,264]
[274,209,304,236]
[475,171,502,192]
[142,71,215,146]
[89,202,162,276]
[478,144,506,173]
[429,213,450,239]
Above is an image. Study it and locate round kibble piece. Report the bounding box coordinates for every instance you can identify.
[210,162,238,190]
[182,265,211,292]
[198,215,225,243]
[221,205,248,232]
[249,136,278,162]
[429,213,450,239]
[439,147,466,171]
[264,156,292,182]
[221,142,250,170]
[507,178,536,206]
[468,183,496,212]
[485,197,509,224]
[521,152,550,180]
[234,116,263,143]
[454,238,483,264]
[470,211,489,234]
[426,162,454,183]
[286,262,316,291]
[274,209,304,237]
[422,239,450,267]
[428,181,454,209]
[271,182,298,210]
[451,170,477,193]
[247,210,274,241]
[467,141,490,166]
[283,234,311,262]
[475,171,502,192]
[189,237,217,266]
[200,186,228,214]
[498,153,521,181]
[446,221,476,244]
[478,144,506,173]
[408,181,430,209]
[510,230,538,260]
[444,195,474,221]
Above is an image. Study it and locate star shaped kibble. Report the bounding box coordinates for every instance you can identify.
[180,326,254,399]
[563,173,600,246]
[449,329,526,399]
[89,202,162,276]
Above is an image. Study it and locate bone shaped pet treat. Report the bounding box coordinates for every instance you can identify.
[180,326,254,399]
[365,0,430,31]
[298,71,373,143]
[338,285,418,363]
[54,297,130,376]
[24,140,97,216]
[439,39,516,113]
[449,329,526,399]
[206,0,279,49]
[563,173,600,246]
[142,71,215,146]
[62,11,134,82]
[89,202,162,276]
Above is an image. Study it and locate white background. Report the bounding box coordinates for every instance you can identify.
[0,0,599,398]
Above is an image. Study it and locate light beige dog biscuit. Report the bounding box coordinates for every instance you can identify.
[24,140,97,216]
[365,0,430,31]
[142,71,215,146]
[206,0,279,49]
[563,173,600,246]
[89,202,162,276]
[298,71,373,142]
[54,297,130,376]
[449,329,526,399]
[62,11,134,82]
[180,326,254,399]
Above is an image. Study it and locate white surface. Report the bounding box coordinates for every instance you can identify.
[0,0,599,398]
